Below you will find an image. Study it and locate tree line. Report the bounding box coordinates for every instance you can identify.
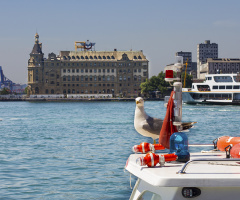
[140,71,193,97]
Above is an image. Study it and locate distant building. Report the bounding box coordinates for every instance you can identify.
[175,51,192,73]
[27,33,149,97]
[199,58,240,79]
[197,40,218,78]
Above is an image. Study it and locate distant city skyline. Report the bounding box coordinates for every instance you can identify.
[1,0,240,84]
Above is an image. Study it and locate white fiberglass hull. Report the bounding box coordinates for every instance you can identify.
[126,151,240,200]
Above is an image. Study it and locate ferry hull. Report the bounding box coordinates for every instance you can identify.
[182,92,240,105]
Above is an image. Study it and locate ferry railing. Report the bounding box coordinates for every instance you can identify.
[177,158,240,174]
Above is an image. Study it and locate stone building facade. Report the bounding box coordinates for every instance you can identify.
[28,34,149,97]
[199,58,240,79]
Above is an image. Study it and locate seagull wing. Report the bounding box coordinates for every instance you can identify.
[141,116,163,135]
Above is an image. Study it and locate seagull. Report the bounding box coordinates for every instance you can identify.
[134,97,163,141]
[134,97,196,142]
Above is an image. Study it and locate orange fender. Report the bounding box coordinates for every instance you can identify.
[217,136,240,151]
[230,143,240,158]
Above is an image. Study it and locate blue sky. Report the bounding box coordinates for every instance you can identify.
[1,0,240,84]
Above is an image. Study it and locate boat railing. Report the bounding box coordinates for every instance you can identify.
[177,158,240,174]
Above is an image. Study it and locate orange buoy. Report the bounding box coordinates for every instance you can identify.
[230,143,240,158]
[217,136,240,151]
[132,142,165,153]
[137,152,177,167]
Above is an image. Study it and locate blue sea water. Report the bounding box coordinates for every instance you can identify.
[0,101,240,199]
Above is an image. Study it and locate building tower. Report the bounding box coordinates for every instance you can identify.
[197,40,218,78]
[28,33,44,95]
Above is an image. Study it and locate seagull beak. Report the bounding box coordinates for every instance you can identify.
[136,101,140,104]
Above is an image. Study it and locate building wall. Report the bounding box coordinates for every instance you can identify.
[27,36,148,97]
[199,58,240,79]
[197,40,218,78]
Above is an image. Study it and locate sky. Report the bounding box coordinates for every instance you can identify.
[1,0,240,84]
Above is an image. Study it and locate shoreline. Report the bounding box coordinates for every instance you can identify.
[0,98,164,102]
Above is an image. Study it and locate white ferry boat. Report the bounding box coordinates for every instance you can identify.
[182,73,240,105]
[125,60,240,200]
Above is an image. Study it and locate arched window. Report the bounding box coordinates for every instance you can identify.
[51,89,54,94]
[107,76,110,81]
[46,89,48,94]
[98,56,102,59]
[63,89,66,94]
[85,56,88,59]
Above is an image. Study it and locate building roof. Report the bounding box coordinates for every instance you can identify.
[31,43,42,54]
[58,50,147,61]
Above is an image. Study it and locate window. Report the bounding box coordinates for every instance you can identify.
[219,86,225,89]
[233,85,240,89]
[138,75,141,81]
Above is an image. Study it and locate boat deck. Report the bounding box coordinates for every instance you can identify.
[125,151,240,187]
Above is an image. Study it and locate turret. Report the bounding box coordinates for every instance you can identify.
[27,33,44,95]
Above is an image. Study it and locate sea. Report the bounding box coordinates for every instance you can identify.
[0,101,240,199]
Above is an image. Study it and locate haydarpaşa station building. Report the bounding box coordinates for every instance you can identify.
[28,33,149,98]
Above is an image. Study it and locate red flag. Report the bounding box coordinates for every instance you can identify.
[159,91,178,149]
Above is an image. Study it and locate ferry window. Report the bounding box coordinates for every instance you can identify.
[219,86,225,89]
[226,85,232,89]
[233,85,240,89]
[213,86,218,89]
[214,76,232,82]
[137,191,162,200]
